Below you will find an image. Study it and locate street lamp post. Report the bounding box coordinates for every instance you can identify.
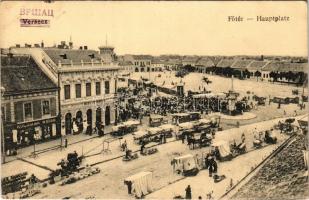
[1,86,6,164]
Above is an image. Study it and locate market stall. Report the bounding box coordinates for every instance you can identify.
[133,130,149,144]
[111,120,140,136]
[171,154,199,176]
[159,124,176,138]
[147,127,163,142]
[149,114,168,127]
[124,171,153,198]
[211,140,232,161]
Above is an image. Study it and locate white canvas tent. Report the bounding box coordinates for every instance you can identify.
[172,154,198,173]
[133,130,148,140]
[199,118,211,125]
[178,122,195,130]
[124,171,153,198]
[160,124,176,131]
[147,127,163,136]
[212,140,231,159]
[123,120,140,127]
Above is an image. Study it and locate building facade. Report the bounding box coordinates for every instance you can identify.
[43,48,120,135]
[1,54,59,153]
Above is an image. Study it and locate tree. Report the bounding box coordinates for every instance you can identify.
[183,65,195,72]
[254,71,262,81]
[243,69,251,79]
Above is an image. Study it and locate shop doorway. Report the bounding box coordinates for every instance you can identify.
[86,109,92,135]
[105,106,111,125]
[76,111,83,132]
[96,107,102,126]
[65,113,72,135]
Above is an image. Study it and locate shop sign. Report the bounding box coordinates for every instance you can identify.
[16,118,56,129]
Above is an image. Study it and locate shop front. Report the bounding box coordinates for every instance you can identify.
[3,117,59,152]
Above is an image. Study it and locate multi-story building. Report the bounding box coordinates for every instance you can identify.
[43,48,120,135]
[1,54,59,153]
[10,42,121,136]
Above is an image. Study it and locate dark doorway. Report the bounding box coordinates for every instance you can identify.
[86,109,92,134]
[65,113,72,135]
[76,111,83,132]
[105,106,111,125]
[96,107,102,124]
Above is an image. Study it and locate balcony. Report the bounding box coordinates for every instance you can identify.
[58,60,120,72]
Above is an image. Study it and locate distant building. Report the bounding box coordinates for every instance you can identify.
[1,54,59,152]
[195,58,214,73]
[261,62,307,83]
[126,55,152,72]
[165,59,182,71]
[150,60,164,72]
[182,56,199,66]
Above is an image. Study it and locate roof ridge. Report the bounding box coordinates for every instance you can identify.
[246,60,255,69]
[261,61,272,71]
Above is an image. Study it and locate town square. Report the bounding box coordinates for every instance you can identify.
[0,1,308,199]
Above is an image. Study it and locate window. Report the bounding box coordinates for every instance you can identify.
[105,81,110,94]
[64,85,71,100]
[1,106,5,122]
[96,82,101,95]
[24,102,33,120]
[42,100,50,115]
[86,82,91,96]
[75,84,81,98]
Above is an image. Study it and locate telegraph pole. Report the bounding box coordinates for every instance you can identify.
[57,69,63,149]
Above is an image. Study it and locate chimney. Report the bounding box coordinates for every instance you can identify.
[69,42,73,49]
[84,46,88,50]
[41,41,44,48]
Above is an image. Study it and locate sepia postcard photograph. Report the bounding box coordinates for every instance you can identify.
[0,1,308,199]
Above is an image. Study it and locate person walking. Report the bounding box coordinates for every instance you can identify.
[185,185,192,200]
[181,133,185,144]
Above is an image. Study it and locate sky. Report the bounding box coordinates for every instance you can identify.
[0,1,307,56]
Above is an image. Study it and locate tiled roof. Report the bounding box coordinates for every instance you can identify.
[151,60,165,64]
[262,62,308,72]
[247,61,268,71]
[118,61,133,66]
[166,59,182,65]
[231,60,252,69]
[1,55,57,95]
[196,58,215,67]
[182,57,199,63]
[262,62,308,73]
[217,59,235,68]
[44,49,101,64]
[132,55,153,60]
